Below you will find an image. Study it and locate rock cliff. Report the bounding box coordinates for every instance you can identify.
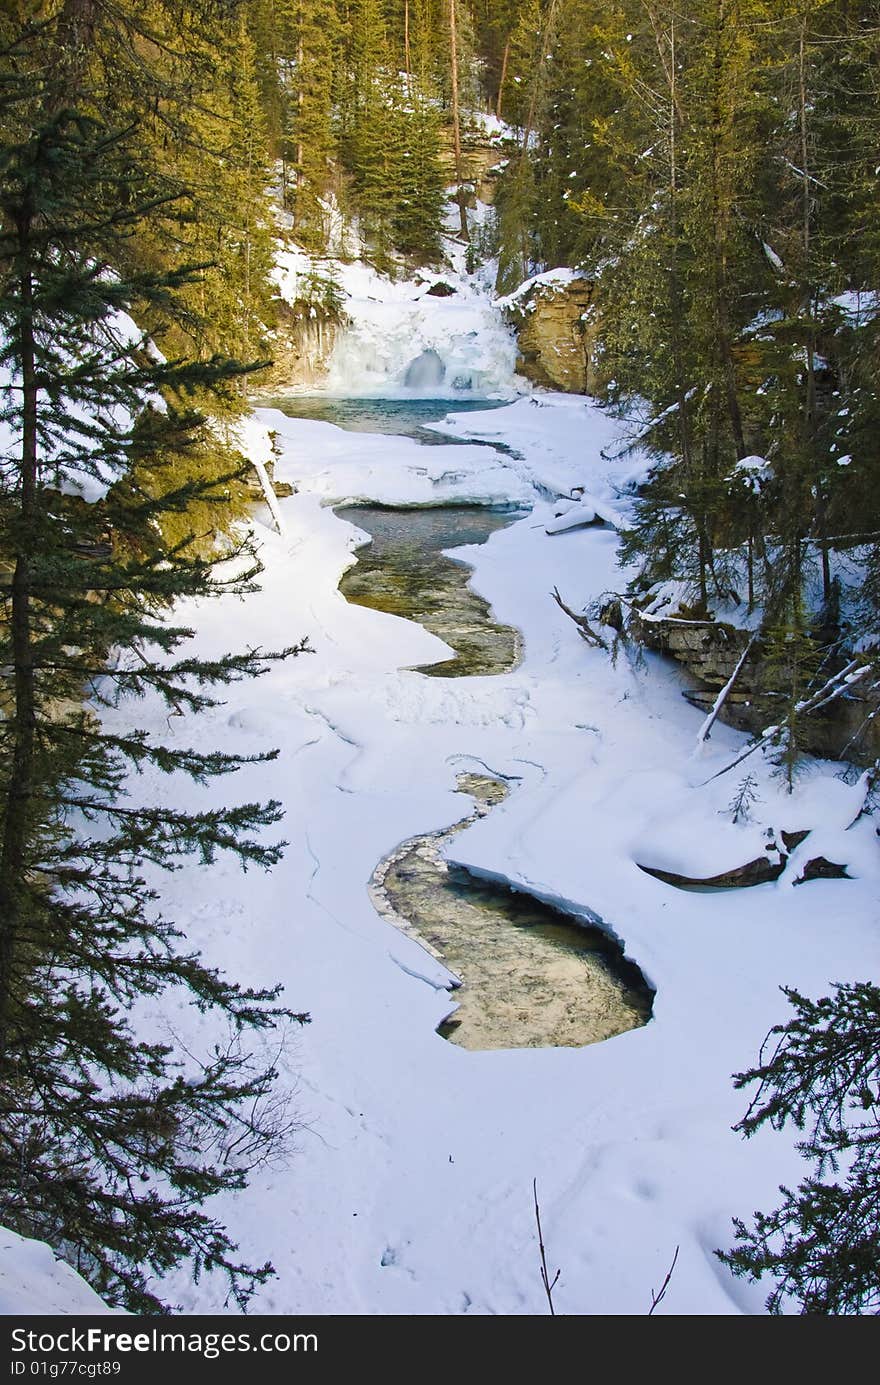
[626,605,880,762]
[502,274,599,394]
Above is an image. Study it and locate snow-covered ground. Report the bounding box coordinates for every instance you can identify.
[24,387,866,1317]
[4,237,876,1315]
[0,1227,115,1315]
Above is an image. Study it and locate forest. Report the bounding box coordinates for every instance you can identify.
[1,0,879,1317]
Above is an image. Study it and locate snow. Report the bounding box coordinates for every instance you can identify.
[467,111,517,144]
[544,501,599,533]
[731,454,773,495]
[0,308,154,505]
[496,266,583,314]
[261,409,535,510]
[0,1227,117,1316]
[30,377,869,1319]
[8,257,878,1315]
[228,415,286,535]
[761,242,784,272]
[272,246,524,397]
[425,394,642,516]
[832,289,879,327]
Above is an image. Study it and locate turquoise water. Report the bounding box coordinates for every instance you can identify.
[255,393,513,446]
[335,503,523,677]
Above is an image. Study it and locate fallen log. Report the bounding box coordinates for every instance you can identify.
[550,587,605,648]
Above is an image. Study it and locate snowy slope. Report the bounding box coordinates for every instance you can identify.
[56,385,874,1317]
[0,1226,116,1315]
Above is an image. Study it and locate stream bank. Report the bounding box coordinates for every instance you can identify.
[269,394,652,1047]
[139,386,879,1317]
[370,773,653,1051]
[335,503,523,678]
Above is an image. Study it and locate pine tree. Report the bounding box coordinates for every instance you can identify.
[0,96,308,1312]
[469,0,521,118]
[760,594,822,791]
[281,0,339,245]
[32,1,280,369]
[335,0,446,269]
[447,0,471,241]
[571,2,775,608]
[719,982,880,1314]
[392,84,445,263]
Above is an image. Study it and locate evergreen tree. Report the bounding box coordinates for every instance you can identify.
[22,1,280,368]
[760,595,822,791]
[469,0,521,117]
[335,0,445,268]
[282,0,339,245]
[719,982,880,1314]
[0,98,308,1312]
[410,0,447,90]
[487,0,880,656]
[392,84,445,262]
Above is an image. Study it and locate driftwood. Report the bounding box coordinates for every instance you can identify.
[551,587,605,648]
[251,456,287,536]
[793,856,850,885]
[638,855,786,890]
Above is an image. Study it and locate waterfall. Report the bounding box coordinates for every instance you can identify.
[404,349,446,389]
[323,272,522,397]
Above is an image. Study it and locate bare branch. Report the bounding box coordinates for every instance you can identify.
[551,587,605,648]
[533,1179,561,1315]
[648,1244,679,1315]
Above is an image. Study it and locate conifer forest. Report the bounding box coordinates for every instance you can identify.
[1,0,879,1319]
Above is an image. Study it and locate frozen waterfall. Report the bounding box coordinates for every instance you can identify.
[321,262,523,397]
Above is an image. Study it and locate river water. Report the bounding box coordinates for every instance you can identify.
[256,393,512,445]
[264,394,654,1049]
[335,504,522,678]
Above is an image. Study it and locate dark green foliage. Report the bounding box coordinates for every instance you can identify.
[489,0,880,676]
[719,983,880,1315]
[337,1,445,268]
[760,596,823,791]
[0,101,308,1312]
[494,157,538,296]
[391,90,445,263]
[277,0,340,244]
[727,771,760,825]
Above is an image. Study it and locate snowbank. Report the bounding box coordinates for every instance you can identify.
[496,266,584,314]
[66,386,872,1317]
[0,1226,116,1316]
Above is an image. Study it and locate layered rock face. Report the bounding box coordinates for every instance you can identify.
[505,275,598,394]
[630,610,880,762]
[260,300,342,389]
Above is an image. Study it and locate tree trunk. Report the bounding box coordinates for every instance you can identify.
[449,0,469,240]
[520,0,561,157]
[0,208,39,1052]
[49,0,99,105]
[662,13,695,476]
[710,0,746,461]
[496,35,510,119]
[798,20,830,601]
